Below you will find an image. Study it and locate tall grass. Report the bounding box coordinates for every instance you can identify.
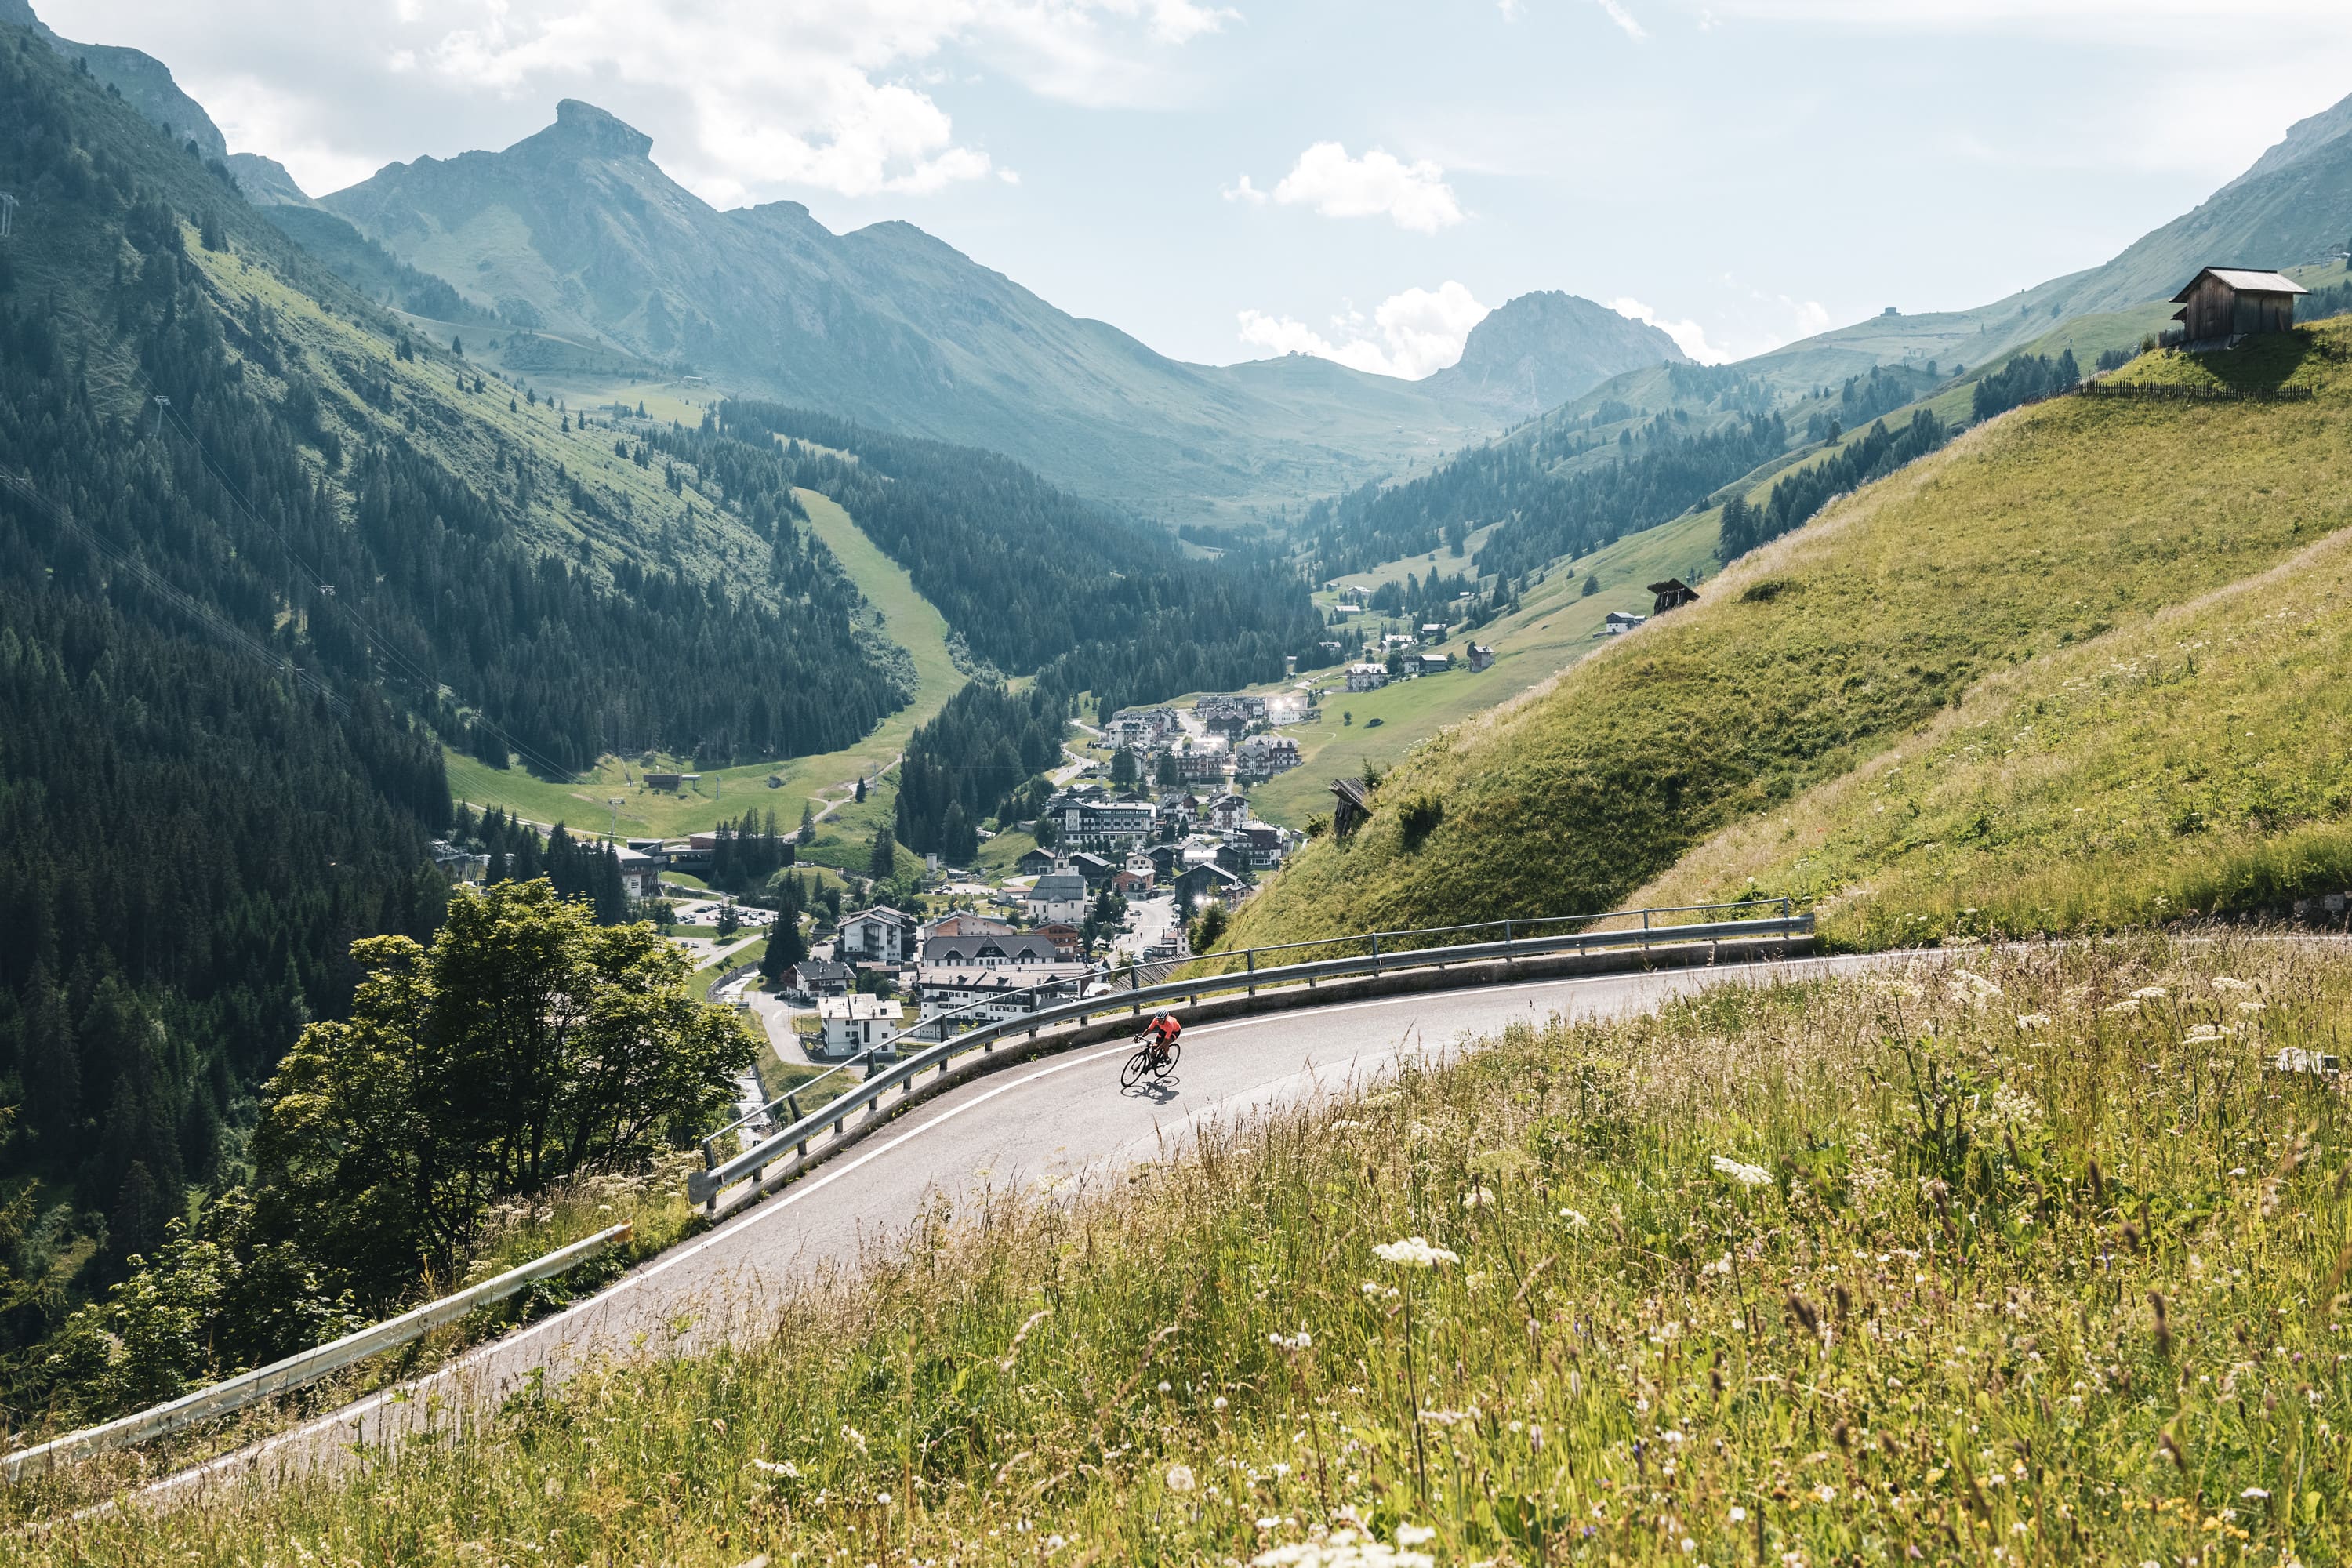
[27,935,2352,1563]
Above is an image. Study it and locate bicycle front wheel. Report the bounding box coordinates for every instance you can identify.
[1151,1039,1181,1077]
[1120,1049,1153,1090]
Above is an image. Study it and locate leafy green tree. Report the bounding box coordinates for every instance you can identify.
[250,880,754,1296]
[1109,746,1139,789]
[760,877,810,980]
[1190,902,1229,953]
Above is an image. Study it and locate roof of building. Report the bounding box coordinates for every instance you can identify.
[817,994,902,1021]
[922,934,1062,964]
[1027,872,1088,901]
[916,963,1094,990]
[2174,267,2309,301]
[841,905,916,927]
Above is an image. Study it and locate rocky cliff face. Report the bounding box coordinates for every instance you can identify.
[1421,292,1690,419]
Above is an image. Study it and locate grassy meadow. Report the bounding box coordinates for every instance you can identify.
[33,935,2352,1563]
[1225,319,2352,949]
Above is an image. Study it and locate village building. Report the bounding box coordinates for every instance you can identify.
[1065,850,1119,888]
[837,906,920,967]
[1033,921,1084,959]
[913,963,1093,1033]
[1173,862,1247,916]
[1174,748,1230,786]
[1239,824,1292,869]
[816,993,903,1059]
[430,841,488,884]
[1329,775,1371,840]
[1014,846,1057,877]
[782,957,854,1000]
[1418,622,1447,642]
[1347,662,1389,692]
[1111,867,1154,898]
[1410,651,1452,677]
[1468,644,1496,672]
[1196,693,1269,725]
[1024,867,1090,924]
[920,932,1062,967]
[1050,793,1157,851]
[1104,705,1185,750]
[2170,267,2307,349]
[1207,793,1250,833]
[1602,610,1647,636]
[610,843,662,899]
[1235,733,1301,782]
[920,910,1018,944]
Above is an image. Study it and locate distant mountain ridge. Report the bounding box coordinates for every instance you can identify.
[313,101,1682,519]
[0,0,227,160]
[1424,292,1689,415]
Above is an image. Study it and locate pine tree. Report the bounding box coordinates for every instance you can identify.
[855,776,867,804]
[869,826,897,881]
[798,800,817,845]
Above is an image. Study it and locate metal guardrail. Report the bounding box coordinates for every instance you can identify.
[2,1223,632,1479]
[691,901,1806,1207]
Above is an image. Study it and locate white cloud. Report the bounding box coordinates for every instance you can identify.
[1595,0,1649,38]
[1263,142,1465,233]
[67,0,1229,204]
[1222,173,1269,204]
[1608,296,1732,364]
[1236,281,1490,379]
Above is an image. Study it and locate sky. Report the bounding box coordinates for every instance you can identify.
[38,0,2352,376]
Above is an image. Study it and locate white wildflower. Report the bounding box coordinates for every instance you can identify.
[2241,1486,2270,1501]
[1561,1208,1592,1229]
[2212,976,2256,993]
[1397,1525,1437,1546]
[1991,1083,2044,1127]
[2132,985,2169,1001]
[1373,1237,1460,1269]
[1464,1186,1496,1210]
[751,1457,800,1477]
[1729,1505,1748,1523]
[2014,1012,2053,1031]
[1948,970,2002,1004]
[1712,1155,1773,1188]
[1165,1463,1197,1492]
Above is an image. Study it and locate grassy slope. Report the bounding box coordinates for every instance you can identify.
[46,936,2352,1563]
[1225,320,2352,949]
[1632,332,2352,944]
[1249,510,1723,828]
[445,487,965,840]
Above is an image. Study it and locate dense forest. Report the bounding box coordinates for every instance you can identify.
[676,404,1329,716]
[892,683,1070,859]
[0,28,901,1395]
[1970,350,2081,423]
[1718,409,1952,561]
[1301,410,1789,587]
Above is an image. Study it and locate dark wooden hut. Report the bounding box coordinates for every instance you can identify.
[2170,267,2307,347]
[1646,579,1700,615]
[1328,775,1370,841]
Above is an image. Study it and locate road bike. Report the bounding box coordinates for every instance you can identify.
[1120,1032,1181,1089]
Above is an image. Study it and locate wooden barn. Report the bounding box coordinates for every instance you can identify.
[1647,578,1700,615]
[2170,267,2307,347]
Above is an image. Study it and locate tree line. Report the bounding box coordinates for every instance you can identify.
[1719,409,1951,562]
[893,682,1069,858]
[700,405,1327,715]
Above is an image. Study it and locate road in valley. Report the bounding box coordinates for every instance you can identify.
[150,952,1889,1501]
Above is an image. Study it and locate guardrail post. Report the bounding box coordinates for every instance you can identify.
[1247,949,1256,997]
[1370,934,1381,975]
[1642,909,1651,953]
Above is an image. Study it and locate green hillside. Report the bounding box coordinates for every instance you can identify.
[1224,319,2352,951]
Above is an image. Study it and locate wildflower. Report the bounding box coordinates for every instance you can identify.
[2212,976,2256,993]
[1214,1396,1229,1410]
[1729,1506,1748,1523]
[1397,1526,1437,1546]
[2241,1487,2270,1501]
[1464,1186,1496,1210]
[1269,1330,1313,1352]
[2132,985,2169,1000]
[1713,1155,1773,1188]
[2104,1000,2146,1015]
[1561,1208,1592,1229]
[1949,970,2002,1004]
[750,1457,799,1477]
[1373,1237,1461,1268]
[2240,1000,2268,1014]
[2015,1012,2053,1030]
[1159,1380,1173,1392]
[1704,1253,1733,1276]
[1816,1484,1837,1503]
[877,1491,892,1506]
[1166,1464,1197,1493]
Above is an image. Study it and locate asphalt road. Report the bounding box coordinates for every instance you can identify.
[151,950,1881,1501]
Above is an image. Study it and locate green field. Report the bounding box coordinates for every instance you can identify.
[1226,319,2352,950]
[54,936,2352,1563]
[446,487,965,841]
[1247,510,1724,827]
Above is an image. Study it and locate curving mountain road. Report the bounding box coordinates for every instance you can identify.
[151,951,1891,1502]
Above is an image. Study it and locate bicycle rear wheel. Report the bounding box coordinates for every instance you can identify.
[1151,1039,1181,1077]
[1120,1048,1153,1090]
